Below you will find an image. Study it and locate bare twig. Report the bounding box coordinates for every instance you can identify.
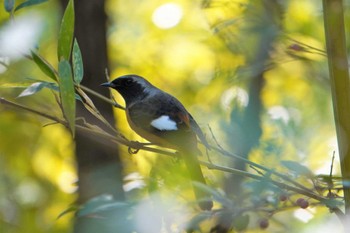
[200,161,343,210]
[79,84,125,110]
[1,97,345,219]
[0,97,175,158]
[207,124,314,193]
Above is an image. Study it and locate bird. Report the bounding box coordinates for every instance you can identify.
[101,74,213,210]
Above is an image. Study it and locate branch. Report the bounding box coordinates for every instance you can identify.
[323,0,350,213]
[1,97,345,219]
[201,160,345,218]
[208,127,314,194]
[0,97,175,157]
[79,84,125,110]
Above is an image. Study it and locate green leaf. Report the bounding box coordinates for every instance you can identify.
[4,0,15,12]
[72,39,83,84]
[17,82,45,98]
[57,0,75,61]
[77,194,129,217]
[57,205,78,220]
[78,202,129,217]
[31,51,57,81]
[24,78,82,101]
[58,60,76,137]
[75,86,108,123]
[14,0,48,12]
[281,160,314,177]
[3,79,82,101]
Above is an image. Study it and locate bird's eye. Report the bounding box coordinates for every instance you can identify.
[124,78,134,86]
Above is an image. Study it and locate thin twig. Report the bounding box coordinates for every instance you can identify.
[0,98,65,124]
[0,60,9,68]
[0,97,174,157]
[287,36,326,55]
[250,165,264,176]
[79,84,125,110]
[207,124,314,193]
[200,160,343,208]
[1,97,345,218]
[329,151,336,194]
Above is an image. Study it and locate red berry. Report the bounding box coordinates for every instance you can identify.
[300,200,309,209]
[288,43,304,51]
[296,198,309,209]
[259,218,269,229]
[279,194,287,202]
[296,198,304,205]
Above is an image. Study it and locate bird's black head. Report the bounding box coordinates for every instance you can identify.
[101,74,155,106]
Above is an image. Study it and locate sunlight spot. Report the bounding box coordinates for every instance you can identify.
[15,179,44,206]
[221,87,248,109]
[0,57,9,73]
[0,13,43,60]
[293,208,314,223]
[152,3,183,29]
[315,136,339,174]
[134,193,188,232]
[268,106,290,124]
[123,172,146,192]
[300,215,343,233]
[58,171,78,194]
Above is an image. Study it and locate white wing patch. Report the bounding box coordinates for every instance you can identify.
[151,115,178,131]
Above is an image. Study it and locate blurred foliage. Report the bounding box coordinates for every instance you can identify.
[0,0,349,232]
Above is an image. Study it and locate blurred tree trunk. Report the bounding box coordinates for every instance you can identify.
[212,1,283,232]
[59,0,125,232]
[225,0,283,195]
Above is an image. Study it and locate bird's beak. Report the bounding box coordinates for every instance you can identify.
[100,82,114,88]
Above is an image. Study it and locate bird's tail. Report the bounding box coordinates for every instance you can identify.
[181,147,213,210]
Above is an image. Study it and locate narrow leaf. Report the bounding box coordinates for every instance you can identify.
[57,0,75,61]
[37,80,82,101]
[77,194,129,217]
[14,0,48,12]
[58,60,76,137]
[57,205,78,220]
[31,51,57,81]
[78,202,129,217]
[17,82,44,98]
[72,39,84,84]
[4,0,15,12]
[75,87,109,125]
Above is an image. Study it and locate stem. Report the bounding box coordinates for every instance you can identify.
[323,0,350,214]
[79,84,125,110]
[0,98,174,157]
[201,161,338,204]
[1,97,345,220]
[209,144,314,194]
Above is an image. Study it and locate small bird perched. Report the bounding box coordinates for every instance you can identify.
[101,74,213,210]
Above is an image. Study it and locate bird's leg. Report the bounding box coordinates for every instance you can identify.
[128,147,139,155]
[128,141,157,155]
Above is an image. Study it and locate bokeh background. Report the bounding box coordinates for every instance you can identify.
[0,0,348,232]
